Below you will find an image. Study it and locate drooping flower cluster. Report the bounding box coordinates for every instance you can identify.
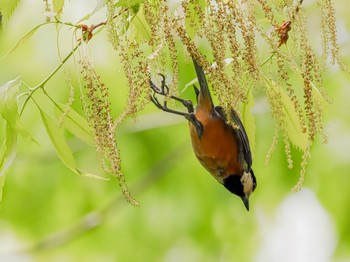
[75,0,344,199]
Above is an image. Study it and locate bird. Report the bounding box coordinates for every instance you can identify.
[149,58,257,211]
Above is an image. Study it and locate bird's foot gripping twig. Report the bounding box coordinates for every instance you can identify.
[150,74,194,113]
[149,74,203,138]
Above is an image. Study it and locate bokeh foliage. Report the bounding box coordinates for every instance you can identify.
[0,0,350,261]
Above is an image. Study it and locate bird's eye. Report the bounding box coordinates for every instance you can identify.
[253,182,257,191]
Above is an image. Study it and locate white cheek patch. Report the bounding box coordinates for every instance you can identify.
[240,171,254,196]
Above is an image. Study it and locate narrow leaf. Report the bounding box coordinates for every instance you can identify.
[77,0,107,23]
[39,107,78,172]
[0,77,36,202]
[131,9,150,42]
[38,105,107,180]
[53,0,65,17]
[0,77,38,143]
[182,77,198,93]
[77,169,110,181]
[0,124,17,202]
[0,77,21,126]
[0,125,17,177]
[54,103,93,145]
[0,0,20,25]
[2,23,46,59]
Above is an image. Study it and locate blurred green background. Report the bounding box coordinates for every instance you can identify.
[1,1,350,261]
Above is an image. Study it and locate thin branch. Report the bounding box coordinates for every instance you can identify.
[19,12,122,116]
[19,42,81,116]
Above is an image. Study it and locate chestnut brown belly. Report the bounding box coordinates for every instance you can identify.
[189,115,242,182]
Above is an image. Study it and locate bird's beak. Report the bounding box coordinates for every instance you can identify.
[241,197,249,211]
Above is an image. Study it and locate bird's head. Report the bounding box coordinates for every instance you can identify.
[223,170,257,211]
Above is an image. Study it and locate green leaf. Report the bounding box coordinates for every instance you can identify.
[54,103,93,145]
[0,77,21,202]
[0,126,17,177]
[77,0,107,23]
[0,77,36,142]
[265,79,308,151]
[2,23,46,58]
[39,107,78,172]
[0,124,17,202]
[131,8,150,42]
[53,0,65,17]
[241,89,256,157]
[116,0,145,7]
[0,0,20,25]
[0,77,20,126]
[182,77,198,93]
[38,105,108,180]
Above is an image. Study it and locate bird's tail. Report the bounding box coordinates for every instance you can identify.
[192,58,214,112]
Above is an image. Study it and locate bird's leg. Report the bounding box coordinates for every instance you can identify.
[150,93,190,117]
[150,74,194,113]
[151,92,203,137]
[150,75,203,138]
